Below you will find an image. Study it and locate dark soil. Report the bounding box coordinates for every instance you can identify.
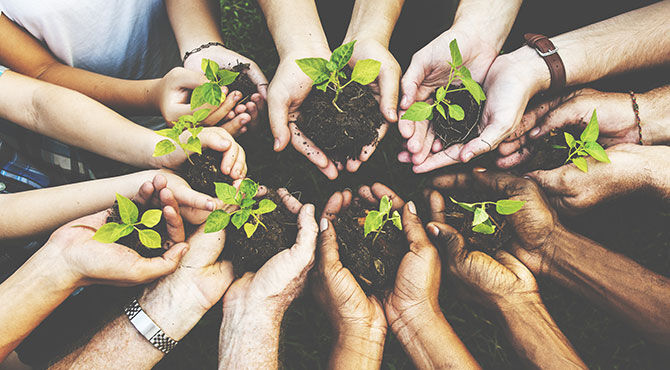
[222,189,298,277]
[511,126,582,174]
[439,189,512,255]
[178,149,233,197]
[297,68,385,164]
[334,199,407,296]
[227,63,257,99]
[431,86,482,147]
[106,201,168,258]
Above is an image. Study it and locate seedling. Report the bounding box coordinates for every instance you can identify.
[552,109,610,172]
[402,39,486,122]
[152,108,210,163]
[364,195,402,245]
[204,179,277,238]
[190,59,239,110]
[449,197,525,235]
[296,40,381,113]
[93,194,163,248]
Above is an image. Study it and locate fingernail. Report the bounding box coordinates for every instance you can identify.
[206,200,215,211]
[428,224,439,236]
[320,218,328,231]
[530,128,540,137]
[180,245,190,256]
[463,152,474,162]
[306,204,315,217]
[273,138,281,150]
[407,201,417,215]
[400,96,408,107]
[474,167,487,173]
[388,109,398,121]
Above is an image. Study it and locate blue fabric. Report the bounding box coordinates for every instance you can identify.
[1,152,51,189]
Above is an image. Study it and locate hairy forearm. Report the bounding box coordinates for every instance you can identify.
[497,297,586,369]
[329,327,386,370]
[451,0,522,52]
[0,170,160,239]
[165,0,224,57]
[257,0,328,57]
[546,228,670,345]
[638,85,670,145]
[218,306,281,369]
[343,0,404,46]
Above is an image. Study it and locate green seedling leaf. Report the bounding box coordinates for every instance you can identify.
[188,126,204,138]
[583,141,610,163]
[448,104,465,121]
[116,194,138,224]
[203,59,217,81]
[364,210,383,237]
[296,57,329,83]
[182,114,196,124]
[351,59,381,85]
[379,195,392,214]
[450,197,476,212]
[436,86,447,101]
[257,199,277,214]
[581,110,599,142]
[217,69,239,86]
[458,65,472,80]
[316,82,328,92]
[553,145,567,149]
[337,70,347,79]
[192,108,211,123]
[232,209,251,229]
[391,210,402,230]
[436,103,447,120]
[239,179,259,199]
[331,41,356,70]
[564,132,576,148]
[449,39,463,66]
[572,156,588,172]
[153,139,176,157]
[244,222,258,238]
[215,183,237,204]
[241,197,256,208]
[93,223,127,243]
[205,210,230,233]
[495,200,525,215]
[461,78,486,105]
[326,61,337,72]
[401,102,433,121]
[182,136,202,155]
[140,209,162,228]
[313,74,329,86]
[472,218,495,234]
[191,82,222,109]
[156,128,180,142]
[472,206,489,226]
[138,229,162,249]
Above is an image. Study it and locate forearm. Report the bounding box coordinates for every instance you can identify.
[451,0,522,52]
[496,297,586,369]
[329,326,385,370]
[545,228,670,345]
[638,85,670,145]
[165,0,224,57]
[343,0,404,46]
[257,0,328,57]
[218,306,281,369]
[0,170,161,239]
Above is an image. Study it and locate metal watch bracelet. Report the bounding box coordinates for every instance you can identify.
[124,298,179,354]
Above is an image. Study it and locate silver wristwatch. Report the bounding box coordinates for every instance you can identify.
[124,298,179,354]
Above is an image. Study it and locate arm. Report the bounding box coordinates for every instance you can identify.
[638,84,670,145]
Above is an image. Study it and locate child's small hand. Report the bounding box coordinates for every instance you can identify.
[199,127,247,180]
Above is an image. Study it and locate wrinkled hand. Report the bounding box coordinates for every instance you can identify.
[398,29,498,169]
[497,88,639,168]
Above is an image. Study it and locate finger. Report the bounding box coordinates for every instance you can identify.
[321,192,344,221]
[401,201,431,254]
[359,123,388,162]
[127,242,188,284]
[412,125,435,165]
[397,151,412,163]
[398,117,416,139]
[171,185,217,212]
[319,161,339,180]
[407,120,429,154]
[498,136,525,157]
[200,128,233,153]
[471,168,528,197]
[181,224,226,266]
[288,122,330,169]
[460,124,510,163]
[413,144,463,173]
[346,158,363,173]
[400,56,426,109]
[292,204,318,268]
[431,172,472,190]
[268,92,291,151]
[231,145,247,179]
[524,169,566,195]
[529,98,588,139]
[317,218,341,270]
[371,183,405,208]
[341,189,352,209]
[378,66,400,122]
[277,188,303,215]
[135,181,156,206]
[494,250,535,282]
[427,190,447,223]
[245,101,258,120]
[358,185,376,205]
[202,89,241,126]
[432,139,443,153]
[246,62,269,100]
[163,205,185,245]
[220,142,239,176]
[425,222,466,262]
[496,147,532,169]
[220,113,250,137]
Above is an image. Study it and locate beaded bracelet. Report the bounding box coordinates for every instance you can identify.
[183,41,225,63]
[629,91,644,145]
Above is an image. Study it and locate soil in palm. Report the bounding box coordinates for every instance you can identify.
[107,201,168,258]
[227,63,257,99]
[179,149,233,197]
[511,126,582,174]
[430,86,482,147]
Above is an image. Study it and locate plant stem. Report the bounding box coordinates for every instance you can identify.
[332,89,344,113]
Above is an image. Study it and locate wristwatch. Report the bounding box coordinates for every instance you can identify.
[524,33,566,93]
[124,298,179,354]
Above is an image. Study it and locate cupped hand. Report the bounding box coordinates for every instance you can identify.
[398,29,498,169]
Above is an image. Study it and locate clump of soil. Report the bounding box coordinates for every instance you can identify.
[440,189,512,255]
[430,86,482,147]
[335,199,407,296]
[179,149,233,197]
[227,63,257,99]
[222,189,298,277]
[511,126,582,174]
[106,201,168,258]
[297,68,385,164]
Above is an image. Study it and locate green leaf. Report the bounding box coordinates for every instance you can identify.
[241,197,256,208]
[188,126,204,138]
[93,222,127,243]
[203,59,218,81]
[472,206,489,226]
[326,61,337,72]
[461,78,486,105]
[391,210,402,230]
[337,70,347,79]
[552,145,568,149]
[449,39,463,66]
[239,179,259,199]
[313,74,329,86]
[116,193,138,224]
[205,210,230,233]
[458,65,472,80]
[379,195,391,215]
[191,82,222,110]
[401,102,433,121]
[564,132,576,148]
[330,41,356,70]
[214,183,237,205]
[153,139,177,157]
[156,128,180,141]
[257,199,277,214]
[182,114,196,124]
[244,222,258,238]
[571,156,588,172]
[495,200,525,215]
[435,103,447,119]
[316,82,328,92]
[295,58,329,84]
[448,104,465,121]
[192,108,211,123]
[182,136,202,155]
[472,218,496,234]
[138,229,162,249]
[217,69,239,86]
[140,209,162,228]
[581,110,599,142]
[351,59,381,86]
[449,197,476,212]
[584,141,610,163]
[364,210,383,237]
[436,86,447,101]
[232,209,251,229]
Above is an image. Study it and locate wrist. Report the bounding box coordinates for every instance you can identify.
[643,146,670,198]
[219,302,281,368]
[452,1,521,53]
[278,40,330,60]
[503,46,552,94]
[28,243,80,293]
[495,292,544,317]
[389,303,443,346]
[331,328,385,369]
[637,91,670,145]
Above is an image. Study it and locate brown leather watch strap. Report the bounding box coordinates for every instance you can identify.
[524,33,566,93]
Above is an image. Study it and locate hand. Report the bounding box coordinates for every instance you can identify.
[184,45,267,131]
[398,29,498,168]
[525,144,669,214]
[267,48,340,179]
[431,168,562,275]
[145,171,220,225]
[426,190,539,308]
[497,88,639,168]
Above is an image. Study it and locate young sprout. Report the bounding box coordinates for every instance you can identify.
[93,194,163,249]
[152,108,210,163]
[364,195,402,245]
[553,109,610,172]
[190,59,240,110]
[449,197,525,235]
[204,179,277,238]
[296,40,381,113]
[402,39,486,122]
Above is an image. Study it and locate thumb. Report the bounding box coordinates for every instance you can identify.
[317,218,341,270]
[171,67,209,90]
[378,65,400,122]
[200,128,233,152]
[525,169,564,195]
[128,242,189,284]
[530,99,589,139]
[400,56,426,109]
[426,222,466,263]
[267,91,291,151]
[290,204,318,270]
[494,250,535,283]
